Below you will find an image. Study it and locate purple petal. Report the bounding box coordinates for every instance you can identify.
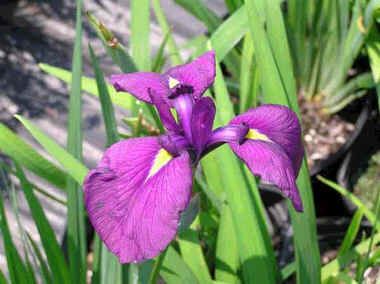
[165,51,216,99]
[84,137,193,263]
[207,124,249,146]
[171,94,194,144]
[110,72,167,104]
[229,140,303,211]
[230,104,304,174]
[191,97,216,156]
[148,89,180,133]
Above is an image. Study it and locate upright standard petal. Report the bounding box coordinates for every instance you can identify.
[110,72,167,103]
[190,97,216,157]
[166,51,216,99]
[230,104,304,174]
[84,137,193,263]
[229,140,303,211]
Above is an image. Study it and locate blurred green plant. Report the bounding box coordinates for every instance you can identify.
[286,0,379,114]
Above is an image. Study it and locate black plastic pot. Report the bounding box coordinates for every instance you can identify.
[336,97,380,213]
[310,96,373,177]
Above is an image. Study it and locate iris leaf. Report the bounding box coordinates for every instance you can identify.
[244,1,321,282]
[0,123,67,189]
[321,232,380,280]
[317,175,378,228]
[89,44,124,284]
[174,0,221,32]
[152,0,182,65]
[0,190,31,284]
[27,233,53,284]
[215,205,239,283]
[15,115,88,184]
[66,0,87,282]
[15,164,70,284]
[337,209,365,258]
[211,60,278,283]
[131,0,151,71]
[39,63,134,110]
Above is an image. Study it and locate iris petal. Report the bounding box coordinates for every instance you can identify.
[166,51,216,99]
[84,137,193,263]
[109,72,167,104]
[230,104,304,174]
[191,97,216,157]
[229,140,303,211]
[148,89,179,134]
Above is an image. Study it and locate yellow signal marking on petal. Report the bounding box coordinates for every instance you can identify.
[147,148,173,179]
[246,129,271,142]
[168,76,180,89]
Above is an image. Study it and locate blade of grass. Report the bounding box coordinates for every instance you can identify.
[152,32,170,72]
[317,175,378,228]
[281,262,296,282]
[215,205,239,283]
[89,43,124,284]
[15,163,70,284]
[245,1,321,282]
[322,232,380,280]
[224,0,242,13]
[367,24,380,111]
[67,1,87,282]
[39,63,134,110]
[178,222,212,284]
[0,191,31,284]
[152,0,182,65]
[89,45,119,146]
[357,183,380,282]
[211,59,278,283]
[0,269,7,284]
[15,115,88,184]
[148,249,167,284]
[160,247,198,284]
[239,32,255,112]
[27,233,53,284]
[0,123,67,189]
[8,174,37,284]
[86,12,137,73]
[337,209,365,257]
[174,0,221,32]
[130,0,151,71]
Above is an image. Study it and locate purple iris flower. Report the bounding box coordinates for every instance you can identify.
[84,51,304,263]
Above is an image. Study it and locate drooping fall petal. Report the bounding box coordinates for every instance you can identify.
[230,104,304,173]
[229,140,303,211]
[84,137,193,263]
[228,104,304,211]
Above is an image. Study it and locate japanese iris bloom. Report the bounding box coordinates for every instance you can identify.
[84,51,304,263]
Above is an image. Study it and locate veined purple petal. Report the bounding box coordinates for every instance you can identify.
[158,134,190,156]
[229,140,303,211]
[207,124,249,145]
[148,89,179,133]
[110,72,167,104]
[84,137,193,263]
[166,51,216,99]
[171,94,194,144]
[191,97,216,157]
[230,104,304,174]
